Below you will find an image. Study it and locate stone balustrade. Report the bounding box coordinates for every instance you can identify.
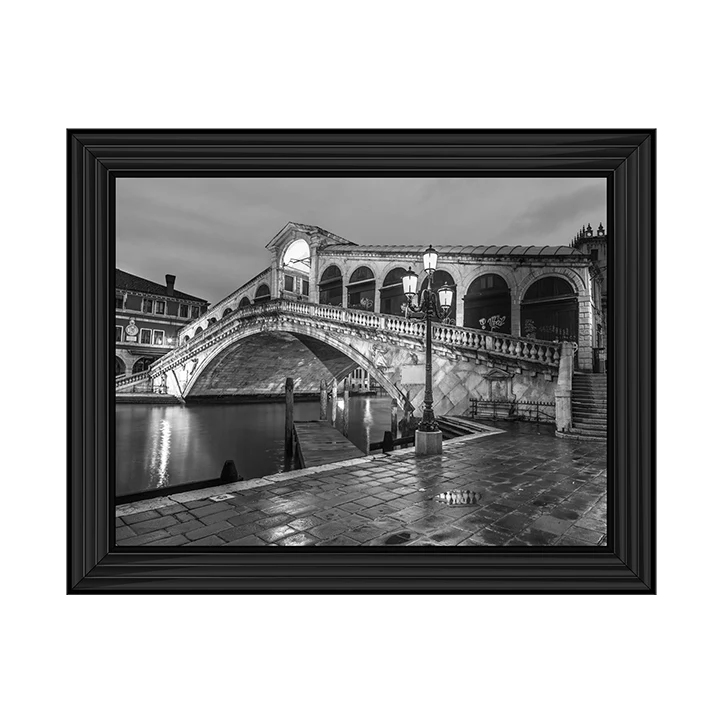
[116,370,152,388]
[152,298,561,376]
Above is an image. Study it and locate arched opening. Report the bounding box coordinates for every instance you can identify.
[421,270,457,324]
[521,276,578,342]
[207,317,218,326]
[183,335,190,344]
[347,266,375,311]
[254,284,271,305]
[115,357,126,377]
[464,274,511,332]
[380,268,409,317]
[223,308,233,317]
[132,357,155,374]
[282,238,311,298]
[194,326,203,336]
[318,265,343,307]
[239,296,251,308]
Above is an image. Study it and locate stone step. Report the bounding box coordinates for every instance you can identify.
[573,424,607,434]
[556,429,607,442]
[572,403,607,412]
[573,421,608,431]
[573,413,608,421]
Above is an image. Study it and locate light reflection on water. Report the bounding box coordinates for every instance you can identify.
[116,396,393,496]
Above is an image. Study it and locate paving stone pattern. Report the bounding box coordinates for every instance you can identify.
[116,426,607,547]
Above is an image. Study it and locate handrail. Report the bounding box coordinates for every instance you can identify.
[150,298,562,375]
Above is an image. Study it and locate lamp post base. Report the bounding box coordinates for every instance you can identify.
[415,429,443,456]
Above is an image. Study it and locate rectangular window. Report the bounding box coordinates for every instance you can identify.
[115,326,123,342]
[302,279,309,296]
[142,299,153,313]
[155,300,166,315]
[179,303,189,318]
[591,249,599,262]
[153,330,165,345]
[140,329,152,344]
[115,296,123,309]
[284,275,294,292]
[191,306,200,318]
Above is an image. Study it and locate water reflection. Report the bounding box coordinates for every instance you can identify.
[116,397,393,496]
[435,490,480,506]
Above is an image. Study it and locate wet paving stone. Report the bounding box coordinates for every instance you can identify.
[116,424,607,547]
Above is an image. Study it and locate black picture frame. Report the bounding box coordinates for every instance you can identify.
[68,130,655,593]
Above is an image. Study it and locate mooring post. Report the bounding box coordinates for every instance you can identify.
[319,380,327,420]
[391,398,398,439]
[342,377,350,437]
[331,377,338,425]
[285,377,294,458]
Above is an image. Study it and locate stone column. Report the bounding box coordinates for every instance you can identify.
[555,341,574,432]
[308,236,321,304]
[510,298,521,337]
[576,293,594,371]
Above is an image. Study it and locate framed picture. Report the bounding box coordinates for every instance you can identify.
[68,130,655,593]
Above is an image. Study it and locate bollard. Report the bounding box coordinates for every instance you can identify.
[285,377,294,458]
[331,378,338,425]
[382,431,394,453]
[220,459,239,483]
[342,377,350,437]
[391,399,398,439]
[319,380,327,421]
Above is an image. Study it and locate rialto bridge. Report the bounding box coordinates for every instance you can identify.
[116,221,605,429]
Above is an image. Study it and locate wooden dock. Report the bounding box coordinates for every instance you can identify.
[293,420,365,468]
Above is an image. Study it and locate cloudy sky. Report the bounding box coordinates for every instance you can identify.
[116,177,606,304]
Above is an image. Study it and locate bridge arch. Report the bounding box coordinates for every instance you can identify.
[380,266,409,317]
[222,307,233,317]
[194,326,203,336]
[463,273,512,332]
[115,356,126,377]
[520,275,579,342]
[239,296,251,308]
[318,264,343,307]
[180,320,407,409]
[347,265,376,311]
[254,283,271,304]
[516,268,587,300]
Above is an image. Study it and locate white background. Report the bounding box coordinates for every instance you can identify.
[2,1,720,721]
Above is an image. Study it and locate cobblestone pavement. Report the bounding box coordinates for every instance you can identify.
[116,424,607,547]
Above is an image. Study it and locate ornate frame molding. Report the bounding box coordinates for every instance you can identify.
[68,130,655,593]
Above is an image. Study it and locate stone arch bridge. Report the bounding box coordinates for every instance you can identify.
[117,299,566,420]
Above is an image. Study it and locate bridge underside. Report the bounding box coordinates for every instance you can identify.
[187,331,360,399]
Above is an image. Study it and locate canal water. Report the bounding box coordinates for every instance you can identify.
[116,396,393,496]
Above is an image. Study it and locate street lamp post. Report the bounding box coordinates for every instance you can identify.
[402,245,454,455]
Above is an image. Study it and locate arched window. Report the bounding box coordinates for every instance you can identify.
[183,335,190,343]
[347,266,375,311]
[521,276,577,342]
[421,270,457,324]
[115,357,125,377]
[207,317,217,326]
[463,274,511,332]
[318,265,343,307]
[223,308,233,317]
[380,268,409,317]
[194,326,203,336]
[254,284,271,304]
[239,296,251,308]
[132,357,154,374]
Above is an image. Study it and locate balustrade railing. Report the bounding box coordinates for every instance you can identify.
[154,298,561,372]
[116,370,151,387]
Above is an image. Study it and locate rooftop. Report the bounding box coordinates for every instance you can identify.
[116,269,208,303]
[323,243,584,257]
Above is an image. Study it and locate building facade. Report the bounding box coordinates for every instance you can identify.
[115,269,209,377]
[176,222,606,372]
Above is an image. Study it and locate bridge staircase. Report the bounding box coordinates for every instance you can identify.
[562,372,607,441]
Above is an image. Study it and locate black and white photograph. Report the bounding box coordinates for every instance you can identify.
[114,177,608,548]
